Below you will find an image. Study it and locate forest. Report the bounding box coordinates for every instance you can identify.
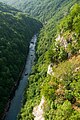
[1,0,80,22]
[0,2,42,118]
[0,0,80,120]
[17,2,80,120]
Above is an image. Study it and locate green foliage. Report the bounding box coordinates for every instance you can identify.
[0,0,80,120]
[8,1,80,120]
[59,4,80,36]
[54,100,72,120]
[1,0,80,23]
[0,2,42,116]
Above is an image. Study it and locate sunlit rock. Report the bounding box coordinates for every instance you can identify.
[33,96,45,120]
[56,35,68,48]
[47,63,54,75]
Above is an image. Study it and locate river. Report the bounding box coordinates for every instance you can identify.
[5,35,37,120]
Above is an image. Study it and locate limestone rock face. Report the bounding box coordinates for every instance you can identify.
[47,63,54,75]
[33,96,45,120]
[56,35,68,48]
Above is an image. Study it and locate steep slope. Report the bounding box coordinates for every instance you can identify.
[0,2,42,118]
[0,0,80,22]
[18,4,80,120]
[0,0,80,120]
[0,2,19,13]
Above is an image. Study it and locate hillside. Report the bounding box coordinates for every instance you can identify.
[18,4,80,120]
[0,2,42,118]
[0,0,80,22]
[0,0,80,120]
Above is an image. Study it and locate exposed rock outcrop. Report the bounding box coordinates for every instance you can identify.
[56,35,68,48]
[47,63,54,75]
[33,96,45,120]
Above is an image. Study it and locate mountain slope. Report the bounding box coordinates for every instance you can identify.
[0,0,80,120]
[0,0,80,22]
[18,3,80,120]
[0,2,42,118]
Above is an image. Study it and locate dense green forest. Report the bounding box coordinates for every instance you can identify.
[0,2,42,117]
[0,0,80,22]
[18,3,80,120]
[0,0,80,120]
